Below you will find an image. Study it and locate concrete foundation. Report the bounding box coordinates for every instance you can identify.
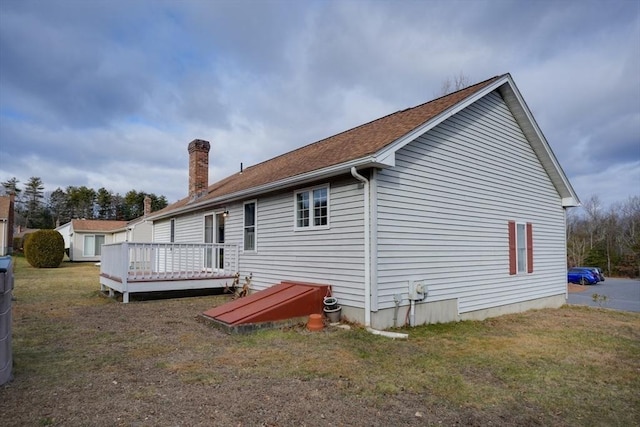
[338,293,567,330]
[459,294,566,322]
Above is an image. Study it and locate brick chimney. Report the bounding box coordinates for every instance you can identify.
[143,196,152,216]
[188,139,210,199]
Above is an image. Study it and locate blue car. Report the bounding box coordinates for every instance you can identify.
[578,266,605,282]
[568,267,599,285]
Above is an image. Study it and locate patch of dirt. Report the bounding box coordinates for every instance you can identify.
[568,283,588,293]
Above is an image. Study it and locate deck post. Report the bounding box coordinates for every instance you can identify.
[121,242,129,303]
[234,245,239,276]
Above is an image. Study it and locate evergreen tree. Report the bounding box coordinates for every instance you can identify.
[49,188,69,227]
[1,177,21,196]
[24,176,44,228]
[96,187,113,219]
[66,186,96,219]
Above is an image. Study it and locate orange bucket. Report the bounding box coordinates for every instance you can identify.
[307,313,324,331]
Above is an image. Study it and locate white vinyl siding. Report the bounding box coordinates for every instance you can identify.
[154,212,209,244]
[153,220,171,242]
[376,90,566,314]
[238,178,365,308]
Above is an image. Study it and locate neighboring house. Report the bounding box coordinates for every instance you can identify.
[57,219,128,262]
[111,216,154,244]
[0,194,15,256]
[137,73,578,328]
[57,198,154,261]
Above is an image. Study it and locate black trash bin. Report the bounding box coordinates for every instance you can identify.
[0,256,14,385]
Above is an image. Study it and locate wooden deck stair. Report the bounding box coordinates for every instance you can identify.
[200,281,330,333]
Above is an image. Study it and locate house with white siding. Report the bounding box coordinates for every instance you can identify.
[102,73,580,328]
[0,194,15,256]
[57,197,154,261]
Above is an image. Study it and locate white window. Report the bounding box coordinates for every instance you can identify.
[83,234,105,257]
[295,185,329,230]
[516,223,527,273]
[243,201,256,251]
[170,218,175,243]
[509,221,533,275]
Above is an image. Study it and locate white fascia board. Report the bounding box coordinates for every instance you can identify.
[562,197,580,208]
[374,75,512,164]
[148,156,388,221]
[373,74,580,208]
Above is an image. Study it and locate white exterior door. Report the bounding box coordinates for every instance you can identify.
[204,213,225,270]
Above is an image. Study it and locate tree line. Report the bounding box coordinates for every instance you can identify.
[1,176,168,229]
[567,195,640,278]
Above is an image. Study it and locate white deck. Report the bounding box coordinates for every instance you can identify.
[99,242,239,302]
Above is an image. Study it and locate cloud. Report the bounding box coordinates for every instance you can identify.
[0,0,638,209]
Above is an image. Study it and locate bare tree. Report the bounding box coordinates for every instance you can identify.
[438,72,472,96]
[582,195,603,249]
[566,209,589,267]
[619,196,640,276]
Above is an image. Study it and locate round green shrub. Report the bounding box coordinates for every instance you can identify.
[24,230,65,268]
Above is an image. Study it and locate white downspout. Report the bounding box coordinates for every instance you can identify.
[350,167,372,327]
[351,167,408,340]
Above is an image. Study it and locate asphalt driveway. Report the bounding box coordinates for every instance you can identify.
[567,277,640,312]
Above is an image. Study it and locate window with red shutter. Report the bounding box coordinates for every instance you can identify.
[508,221,516,275]
[509,220,534,275]
[527,222,533,273]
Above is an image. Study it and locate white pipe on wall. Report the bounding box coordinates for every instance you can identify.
[350,167,371,327]
[351,167,409,340]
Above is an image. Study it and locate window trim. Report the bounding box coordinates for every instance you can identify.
[170,218,176,243]
[293,184,330,231]
[243,200,257,252]
[83,234,105,257]
[516,223,527,273]
[508,221,533,275]
[203,211,225,270]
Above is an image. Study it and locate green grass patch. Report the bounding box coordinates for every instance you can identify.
[4,255,640,426]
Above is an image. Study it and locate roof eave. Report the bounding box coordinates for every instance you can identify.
[496,75,581,208]
[149,74,580,220]
[374,75,511,165]
[374,74,580,209]
[148,156,392,221]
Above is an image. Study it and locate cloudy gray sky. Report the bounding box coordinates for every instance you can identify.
[1,0,638,209]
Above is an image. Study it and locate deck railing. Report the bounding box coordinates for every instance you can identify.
[100,242,239,282]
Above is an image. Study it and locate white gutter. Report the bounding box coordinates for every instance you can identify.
[351,167,409,340]
[149,156,394,222]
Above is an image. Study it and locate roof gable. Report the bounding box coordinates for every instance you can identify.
[152,73,578,219]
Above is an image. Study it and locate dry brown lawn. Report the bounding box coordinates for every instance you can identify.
[1,257,639,426]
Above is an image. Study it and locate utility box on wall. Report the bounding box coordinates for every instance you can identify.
[0,256,14,385]
[408,280,427,301]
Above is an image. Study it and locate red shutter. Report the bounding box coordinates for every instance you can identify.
[527,222,533,273]
[508,221,516,275]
